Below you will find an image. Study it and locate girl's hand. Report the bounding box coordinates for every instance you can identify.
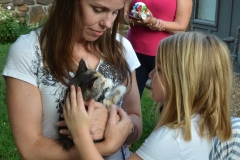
[63,85,94,139]
[58,88,113,141]
[103,106,133,153]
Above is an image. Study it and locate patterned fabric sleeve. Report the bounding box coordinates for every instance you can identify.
[209,117,240,159]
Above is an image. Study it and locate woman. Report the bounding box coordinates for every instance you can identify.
[124,0,192,98]
[2,0,142,159]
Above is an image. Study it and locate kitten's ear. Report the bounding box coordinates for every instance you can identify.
[76,59,88,75]
[87,77,98,89]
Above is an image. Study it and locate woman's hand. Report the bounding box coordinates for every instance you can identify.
[125,15,148,26]
[63,86,94,139]
[148,19,165,31]
[126,9,161,30]
[138,10,165,31]
[103,106,133,153]
[137,10,155,25]
[87,100,108,141]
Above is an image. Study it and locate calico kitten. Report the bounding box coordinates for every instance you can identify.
[57,59,126,150]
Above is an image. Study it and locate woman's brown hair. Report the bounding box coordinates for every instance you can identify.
[39,0,131,86]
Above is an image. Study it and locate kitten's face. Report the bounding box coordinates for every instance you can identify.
[70,59,112,101]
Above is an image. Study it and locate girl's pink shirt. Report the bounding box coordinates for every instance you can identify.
[127,0,177,56]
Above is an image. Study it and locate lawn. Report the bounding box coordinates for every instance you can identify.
[0,43,156,159]
[130,89,157,152]
[0,44,20,159]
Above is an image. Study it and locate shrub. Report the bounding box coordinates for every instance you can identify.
[0,6,21,44]
[0,5,45,44]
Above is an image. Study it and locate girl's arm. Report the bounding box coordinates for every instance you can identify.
[63,86,103,160]
[64,86,133,159]
[5,77,79,160]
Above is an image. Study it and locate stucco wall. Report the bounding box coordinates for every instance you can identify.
[0,0,53,24]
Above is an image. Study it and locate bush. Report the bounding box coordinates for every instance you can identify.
[0,6,44,44]
[0,6,21,44]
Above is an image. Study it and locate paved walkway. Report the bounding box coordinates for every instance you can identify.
[231,74,240,116]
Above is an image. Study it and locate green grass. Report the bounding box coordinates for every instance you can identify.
[0,44,21,159]
[130,89,157,152]
[0,43,156,159]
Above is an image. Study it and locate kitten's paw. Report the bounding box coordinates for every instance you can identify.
[105,78,113,89]
[103,85,126,109]
[115,85,127,97]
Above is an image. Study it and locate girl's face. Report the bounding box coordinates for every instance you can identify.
[148,62,168,102]
[79,0,124,42]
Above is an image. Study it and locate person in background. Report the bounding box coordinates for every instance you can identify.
[209,117,240,159]
[2,0,142,159]
[63,32,235,160]
[124,0,192,98]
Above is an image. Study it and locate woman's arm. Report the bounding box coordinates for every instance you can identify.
[122,71,142,144]
[124,0,133,25]
[5,77,79,160]
[150,0,192,33]
[93,71,142,155]
[90,71,142,154]
[124,0,132,16]
[126,0,192,33]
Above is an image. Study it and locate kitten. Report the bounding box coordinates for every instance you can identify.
[57,59,126,150]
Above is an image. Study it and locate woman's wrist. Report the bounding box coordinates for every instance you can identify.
[159,19,165,31]
[153,19,165,31]
[124,120,138,145]
[153,17,158,25]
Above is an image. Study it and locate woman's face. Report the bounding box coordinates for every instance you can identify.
[79,0,124,42]
[148,62,168,102]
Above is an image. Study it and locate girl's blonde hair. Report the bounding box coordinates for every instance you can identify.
[155,32,232,141]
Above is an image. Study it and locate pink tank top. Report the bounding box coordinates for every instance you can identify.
[127,0,177,56]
